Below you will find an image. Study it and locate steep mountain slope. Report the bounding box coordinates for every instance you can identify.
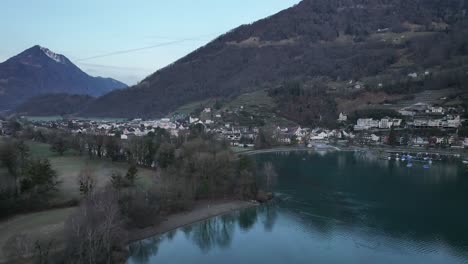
[0,45,127,110]
[82,0,468,119]
[16,94,95,116]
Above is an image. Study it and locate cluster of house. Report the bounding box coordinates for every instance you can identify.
[344,103,464,131]
[409,115,462,129]
[398,103,463,129]
[275,126,353,145]
[333,102,467,148]
[27,118,185,139]
[15,100,467,150]
[353,132,468,148]
[353,118,403,131]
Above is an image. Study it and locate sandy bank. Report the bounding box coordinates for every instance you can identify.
[0,200,257,264]
[127,200,258,243]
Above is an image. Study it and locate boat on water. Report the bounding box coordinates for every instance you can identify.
[407,163,413,168]
[423,164,430,169]
[463,160,468,165]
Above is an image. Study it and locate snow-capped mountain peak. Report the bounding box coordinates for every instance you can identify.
[39,46,66,64]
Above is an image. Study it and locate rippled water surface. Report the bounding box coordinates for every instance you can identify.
[128,151,468,264]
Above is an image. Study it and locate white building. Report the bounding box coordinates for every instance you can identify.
[428,119,442,128]
[379,118,393,129]
[189,117,199,124]
[294,127,310,138]
[399,109,416,116]
[446,116,461,128]
[408,72,418,78]
[354,119,379,131]
[310,132,328,141]
[338,113,348,122]
[430,107,444,114]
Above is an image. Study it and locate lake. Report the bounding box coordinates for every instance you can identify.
[127,151,468,264]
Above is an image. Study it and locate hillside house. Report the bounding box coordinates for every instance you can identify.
[354,119,379,131]
[338,113,348,122]
[189,117,200,124]
[310,131,328,141]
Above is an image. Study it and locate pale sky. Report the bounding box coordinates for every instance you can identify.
[0,0,301,85]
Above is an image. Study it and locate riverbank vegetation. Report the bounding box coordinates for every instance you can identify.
[0,123,273,263]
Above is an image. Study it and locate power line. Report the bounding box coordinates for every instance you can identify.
[76,35,216,62]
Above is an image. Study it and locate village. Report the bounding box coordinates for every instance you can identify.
[5,100,467,151]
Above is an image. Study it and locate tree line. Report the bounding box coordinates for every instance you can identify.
[1,122,277,263]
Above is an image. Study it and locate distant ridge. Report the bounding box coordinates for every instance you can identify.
[0,45,127,110]
[16,93,95,116]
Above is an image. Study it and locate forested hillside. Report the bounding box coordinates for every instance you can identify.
[78,0,468,122]
[16,94,95,116]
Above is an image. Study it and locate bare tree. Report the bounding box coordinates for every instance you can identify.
[65,187,123,264]
[3,233,34,260]
[78,165,96,196]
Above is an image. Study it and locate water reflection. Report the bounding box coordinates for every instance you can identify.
[238,208,258,231]
[259,204,278,232]
[128,237,161,264]
[262,152,468,258]
[128,207,262,261]
[190,214,233,252]
[128,152,468,264]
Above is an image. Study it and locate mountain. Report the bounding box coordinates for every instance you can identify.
[0,45,127,110]
[16,94,95,116]
[82,0,468,122]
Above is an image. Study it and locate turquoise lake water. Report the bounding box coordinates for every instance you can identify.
[128,151,468,264]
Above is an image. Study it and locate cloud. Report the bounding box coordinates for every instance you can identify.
[77,62,152,72]
[78,62,153,85]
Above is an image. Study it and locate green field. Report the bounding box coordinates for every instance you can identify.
[27,141,59,158]
[170,99,214,116]
[50,156,155,201]
[0,141,157,262]
[0,207,75,262]
[223,90,275,111]
[2,140,156,200]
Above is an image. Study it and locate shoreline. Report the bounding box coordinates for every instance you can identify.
[0,200,257,264]
[126,199,258,244]
[236,145,467,159]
